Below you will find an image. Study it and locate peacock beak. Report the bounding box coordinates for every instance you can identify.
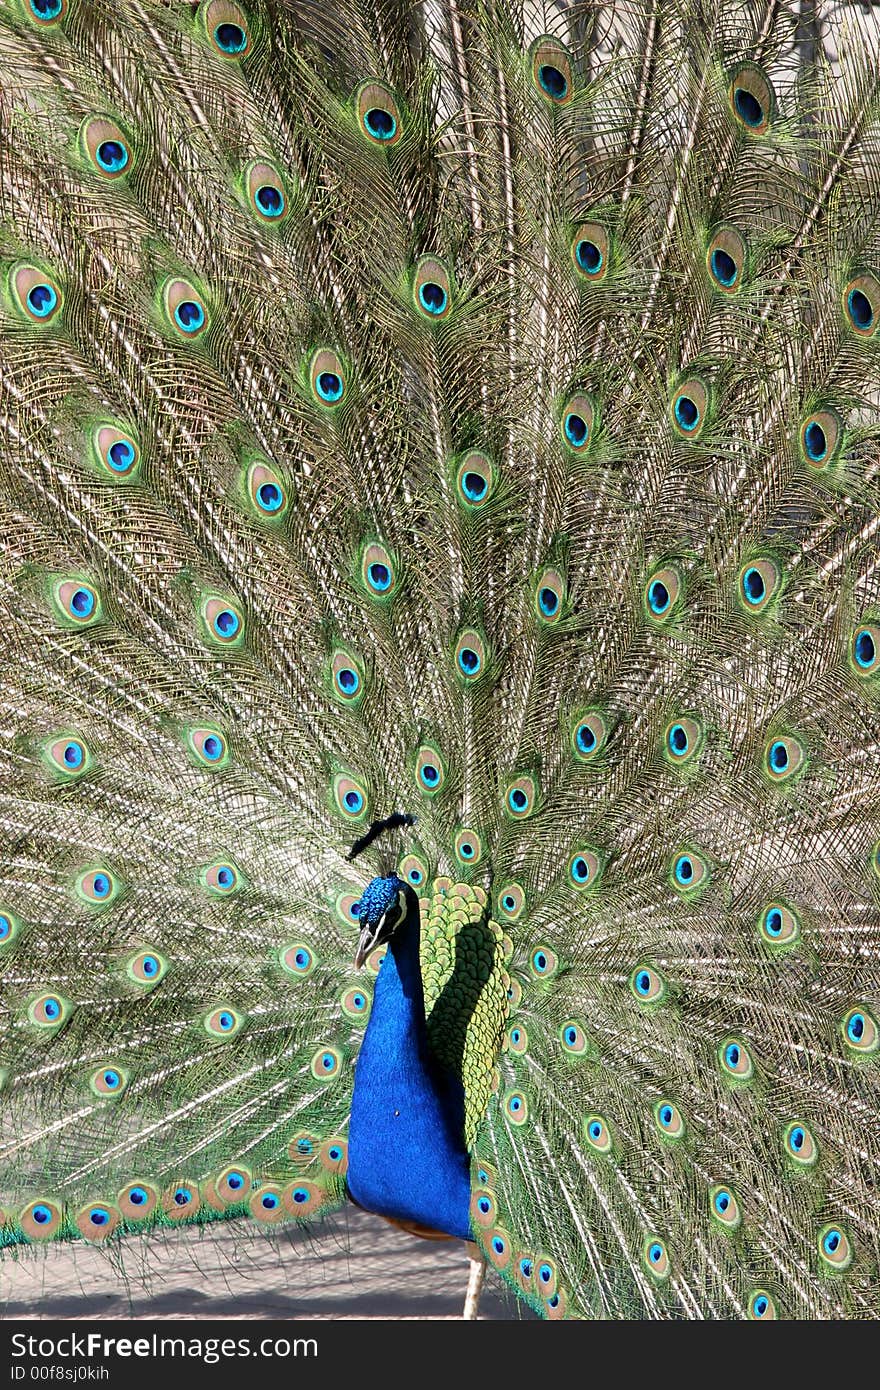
[355,919,382,970]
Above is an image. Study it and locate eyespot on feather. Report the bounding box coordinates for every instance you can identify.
[504,773,538,819]
[81,117,131,178]
[310,1046,342,1081]
[332,773,369,822]
[356,81,403,146]
[497,883,525,920]
[645,566,681,622]
[204,1,250,58]
[783,1120,818,1167]
[642,1236,671,1281]
[818,1223,853,1271]
[186,726,230,768]
[454,828,482,865]
[455,629,486,682]
[470,1189,497,1229]
[571,223,609,282]
[799,408,842,469]
[204,1006,244,1038]
[568,848,601,890]
[670,377,708,438]
[200,595,245,648]
[486,1227,513,1270]
[653,1099,685,1141]
[200,861,241,896]
[455,451,494,506]
[246,161,288,222]
[20,1199,63,1240]
[718,1037,754,1083]
[163,277,209,338]
[748,1289,777,1320]
[90,1065,129,1098]
[571,710,607,760]
[341,986,371,1022]
[764,734,806,782]
[0,909,21,949]
[213,1166,253,1205]
[319,1138,348,1174]
[560,392,595,452]
[663,716,703,765]
[43,734,91,779]
[283,1180,326,1220]
[162,1182,201,1221]
[843,272,880,338]
[74,867,119,908]
[630,965,666,1005]
[308,348,347,406]
[529,945,558,980]
[51,579,101,627]
[246,460,289,519]
[706,226,745,293]
[117,1182,159,1222]
[75,1203,120,1243]
[758,901,800,950]
[728,62,774,135]
[669,849,708,893]
[850,623,880,677]
[583,1115,613,1154]
[559,1021,588,1055]
[399,853,429,889]
[94,424,140,479]
[361,541,397,598]
[11,263,63,323]
[25,0,68,24]
[330,648,364,704]
[530,37,573,105]
[535,568,565,624]
[126,949,168,989]
[249,1183,286,1223]
[507,1022,528,1054]
[281,942,317,977]
[413,256,452,320]
[27,992,72,1029]
[503,1089,528,1125]
[415,745,445,796]
[709,1183,742,1230]
[841,1006,879,1054]
[738,558,780,614]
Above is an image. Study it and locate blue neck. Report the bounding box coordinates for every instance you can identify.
[346,903,473,1239]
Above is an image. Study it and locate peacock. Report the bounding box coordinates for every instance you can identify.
[1,0,880,1323]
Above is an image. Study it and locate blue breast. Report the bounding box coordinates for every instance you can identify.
[346,906,473,1240]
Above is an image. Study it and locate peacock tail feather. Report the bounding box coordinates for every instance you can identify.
[1,0,879,1318]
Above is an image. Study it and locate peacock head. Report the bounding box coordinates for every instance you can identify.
[352,874,414,968]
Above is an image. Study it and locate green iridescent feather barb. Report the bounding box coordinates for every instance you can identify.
[0,0,879,1321]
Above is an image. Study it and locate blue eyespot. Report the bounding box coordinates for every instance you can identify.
[458,646,480,675]
[367,563,391,591]
[96,140,128,174]
[364,107,396,140]
[174,300,205,333]
[742,567,765,604]
[509,788,528,811]
[30,0,64,16]
[575,723,596,754]
[129,1187,147,1206]
[292,1188,310,1204]
[589,1120,602,1141]
[344,789,364,813]
[0,916,10,940]
[142,955,159,977]
[44,997,60,1019]
[255,185,285,217]
[823,1229,841,1254]
[418,282,447,315]
[674,855,693,885]
[215,22,247,53]
[103,1070,120,1089]
[768,740,788,774]
[648,580,670,614]
[108,439,136,471]
[202,735,222,760]
[27,284,58,318]
[539,587,559,617]
[538,65,567,100]
[317,371,343,402]
[667,724,688,757]
[734,87,763,127]
[261,1192,279,1210]
[847,1012,865,1043]
[460,841,474,858]
[89,1208,110,1226]
[753,1295,768,1316]
[649,1242,663,1264]
[421,764,439,787]
[659,1105,673,1126]
[714,1190,731,1215]
[337,667,359,694]
[462,471,487,501]
[804,421,827,461]
[635,970,651,996]
[33,1204,53,1224]
[492,1235,506,1254]
[725,1044,740,1068]
[571,856,589,883]
[174,1187,192,1206]
[227,1172,245,1190]
[674,394,699,432]
[63,741,84,768]
[564,412,589,446]
[854,629,876,668]
[257,481,283,512]
[849,289,873,331]
[710,248,737,287]
[575,239,602,275]
[764,908,782,936]
[213,608,239,638]
[71,587,95,617]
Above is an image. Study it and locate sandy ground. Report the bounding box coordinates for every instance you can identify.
[0,1206,534,1320]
